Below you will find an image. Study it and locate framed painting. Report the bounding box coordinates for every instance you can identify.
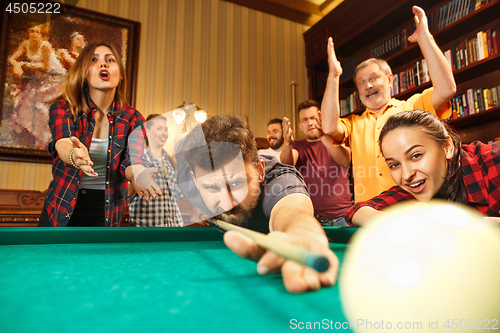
[0,1,140,163]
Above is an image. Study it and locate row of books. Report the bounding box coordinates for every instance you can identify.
[339,23,418,81]
[340,92,363,116]
[340,84,499,119]
[368,26,415,61]
[445,85,500,121]
[339,0,494,82]
[390,59,431,97]
[444,27,500,71]
[340,58,357,82]
[436,0,487,31]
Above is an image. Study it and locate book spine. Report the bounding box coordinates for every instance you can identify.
[422,59,429,83]
[477,31,485,60]
[492,28,499,54]
[462,93,468,116]
[483,88,490,110]
[472,38,478,62]
[487,89,493,110]
[444,49,453,69]
[477,88,485,112]
[393,73,399,96]
[452,97,458,120]
[475,0,481,10]
[491,87,498,107]
[464,39,469,66]
[438,5,445,30]
[403,71,408,92]
[473,89,479,113]
[460,41,465,68]
[467,88,475,115]
[486,29,493,56]
[483,31,489,58]
[497,85,500,107]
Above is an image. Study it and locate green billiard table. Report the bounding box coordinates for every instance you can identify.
[0,227,356,333]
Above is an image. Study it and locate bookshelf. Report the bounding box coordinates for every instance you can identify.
[304,0,500,143]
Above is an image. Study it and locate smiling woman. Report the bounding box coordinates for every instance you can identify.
[127,114,184,227]
[345,110,500,227]
[380,123,453,202]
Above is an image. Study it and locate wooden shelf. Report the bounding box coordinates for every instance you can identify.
[453,53,500,83]
[341,107,365,118]
[432,1,500,46]
[386,0,500,70]
[446,106,500,129]
[332,0,437,58]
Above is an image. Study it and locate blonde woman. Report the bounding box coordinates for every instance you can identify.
[39,42,155,227]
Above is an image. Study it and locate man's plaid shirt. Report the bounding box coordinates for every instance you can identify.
[44,96,144,227]
[345,141,500,225]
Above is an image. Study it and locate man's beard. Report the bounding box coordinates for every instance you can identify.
[213,194,260,228]
[304,128,320,140]
[269,136,284,150]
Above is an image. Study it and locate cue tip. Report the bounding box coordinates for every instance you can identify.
[211,219,330,273]
[306,255,330,273]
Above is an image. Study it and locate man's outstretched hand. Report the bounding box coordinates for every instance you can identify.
[223,229,339,293]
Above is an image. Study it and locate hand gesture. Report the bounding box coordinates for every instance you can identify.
[223,229,339,293]
[314,112,325,138]
[408,5,430,43]
[327,37,342,78]
[130,166,163,200]
[70,136,96,177]
[282,117,294,145]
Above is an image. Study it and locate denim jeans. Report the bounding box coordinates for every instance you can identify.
[318,215,350,227]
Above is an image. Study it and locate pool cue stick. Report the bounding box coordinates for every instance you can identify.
[211,219,330,272]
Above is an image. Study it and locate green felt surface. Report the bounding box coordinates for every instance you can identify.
[0,228,354,333]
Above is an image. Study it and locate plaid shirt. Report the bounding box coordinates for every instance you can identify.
[44,96,144,227]
[128,148,184,227]
[345,141,500,225]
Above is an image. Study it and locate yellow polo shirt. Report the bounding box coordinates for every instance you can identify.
[339,88,451,202]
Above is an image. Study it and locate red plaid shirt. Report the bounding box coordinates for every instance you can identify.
[44,96,145,227]
[345,141,500,225]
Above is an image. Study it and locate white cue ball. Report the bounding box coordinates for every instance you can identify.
[339,201,500,333]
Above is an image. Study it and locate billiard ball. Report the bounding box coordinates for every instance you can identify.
[339,201,500,332]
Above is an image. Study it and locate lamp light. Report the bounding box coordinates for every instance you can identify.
[172,109,186,125]
[194,110,207,123]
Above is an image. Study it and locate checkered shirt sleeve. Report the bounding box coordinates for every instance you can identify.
[345,186,415,226]
[460,142,500,217]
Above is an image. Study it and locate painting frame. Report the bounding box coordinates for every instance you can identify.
[0,2,141,163]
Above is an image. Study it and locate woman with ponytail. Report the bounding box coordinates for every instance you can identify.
[346,110,500,226]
